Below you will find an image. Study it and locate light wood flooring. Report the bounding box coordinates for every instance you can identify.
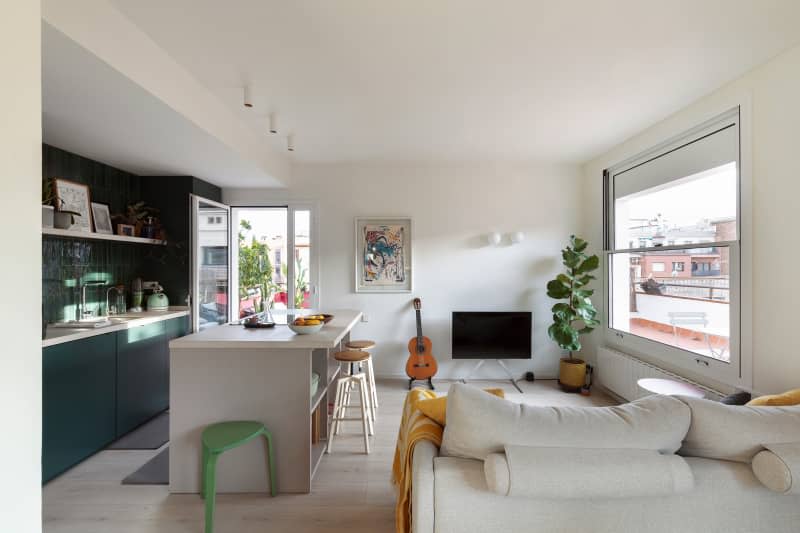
[43,379,614,533]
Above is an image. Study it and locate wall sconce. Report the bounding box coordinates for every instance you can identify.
[243,85,253,108]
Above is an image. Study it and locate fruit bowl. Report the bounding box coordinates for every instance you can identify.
[288,322,324,335]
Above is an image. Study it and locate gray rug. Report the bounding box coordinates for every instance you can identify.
[108,412,169,450]
[122,447,169,485]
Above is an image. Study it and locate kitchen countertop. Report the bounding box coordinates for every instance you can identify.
[42,307,190,348]
[169,309,362,350]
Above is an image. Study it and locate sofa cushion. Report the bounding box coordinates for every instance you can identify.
[440,383,690,460]
[416,388,504,426]
[752,442,800,494]
[747,388,800,406]
[678,396,800,463]
[432,455,800,533]
[484,446,694,498]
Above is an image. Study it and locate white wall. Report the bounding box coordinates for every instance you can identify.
[0,1,42,531]
[582,43,800,395]
[225,162,583,379]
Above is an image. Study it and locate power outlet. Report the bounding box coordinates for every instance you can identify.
[361,313,369,323]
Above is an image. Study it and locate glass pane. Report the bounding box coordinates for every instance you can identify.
[197,201,229,330]
[234,207,287,317]
[294,210,312,309]
[614,162,737,250]
[609,246,730,362]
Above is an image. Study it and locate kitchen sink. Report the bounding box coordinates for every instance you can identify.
[51,318,114,329]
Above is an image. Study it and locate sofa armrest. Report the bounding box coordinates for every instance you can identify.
[411,439,438,533]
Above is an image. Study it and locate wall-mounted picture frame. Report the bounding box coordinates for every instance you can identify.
[53,178,92,232]
[355,217,413,293]
[91,202,113,234]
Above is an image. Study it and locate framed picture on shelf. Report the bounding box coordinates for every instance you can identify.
[117,224,135,237]
[355,217,413,293]
[91,202,113,234]
[53,178,92,232]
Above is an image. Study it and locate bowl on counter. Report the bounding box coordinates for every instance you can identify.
[288,322,324,335]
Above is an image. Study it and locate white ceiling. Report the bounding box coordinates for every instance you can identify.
[42,23,285,187]
[109,0,800,166]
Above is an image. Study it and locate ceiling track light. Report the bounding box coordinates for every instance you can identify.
[243,85,253,108]
[287,134,295,152]
[268,113,278,134]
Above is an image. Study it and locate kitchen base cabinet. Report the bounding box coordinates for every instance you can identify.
[116,321,168,437]
[42,314,190,484]
[43,333,117,483]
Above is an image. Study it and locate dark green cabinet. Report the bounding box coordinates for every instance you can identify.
[42,315,189,483]
[116,321,168,437]
[43,333,117,483]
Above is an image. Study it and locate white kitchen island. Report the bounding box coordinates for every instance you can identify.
[168,309,362,494]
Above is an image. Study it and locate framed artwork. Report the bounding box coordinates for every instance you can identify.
[117,224,135,237]
[53,178,92,232]
[91,202,113,234]
[355,217,412,293]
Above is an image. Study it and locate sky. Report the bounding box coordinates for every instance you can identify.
[619,162,737,228]
[234,207,310,242]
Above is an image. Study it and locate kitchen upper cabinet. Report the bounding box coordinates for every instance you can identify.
[116,321,168,437]
[43,332,117,483]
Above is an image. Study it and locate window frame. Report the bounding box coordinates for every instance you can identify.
[602,104,753,389]
[229,203,320,317]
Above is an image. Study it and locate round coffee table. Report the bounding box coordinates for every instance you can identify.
[637,378,705,398]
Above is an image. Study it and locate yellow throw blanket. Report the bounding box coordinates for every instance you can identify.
[392,388,442,533]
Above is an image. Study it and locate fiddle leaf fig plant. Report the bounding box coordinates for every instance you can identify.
[546,235,600,360]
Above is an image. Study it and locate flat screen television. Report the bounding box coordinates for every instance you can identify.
[451,311,532,359]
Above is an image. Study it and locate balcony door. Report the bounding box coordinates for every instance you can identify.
[191,195,231,331]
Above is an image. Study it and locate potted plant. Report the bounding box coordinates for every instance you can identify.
[546,235,600,391]
[42,179,81,229]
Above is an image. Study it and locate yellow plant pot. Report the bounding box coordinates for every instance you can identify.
[558,358,586,391]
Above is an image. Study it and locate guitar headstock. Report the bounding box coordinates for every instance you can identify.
[413,297,421,311]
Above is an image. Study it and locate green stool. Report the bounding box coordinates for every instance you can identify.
[201,421,276,533]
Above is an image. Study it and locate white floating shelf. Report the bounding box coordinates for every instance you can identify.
[43,227,167,245]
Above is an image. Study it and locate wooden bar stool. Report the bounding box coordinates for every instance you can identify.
[327,350,373,454]
[345,340,379,410]
[201,421,276,533]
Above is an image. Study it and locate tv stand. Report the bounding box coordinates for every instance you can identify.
[460,359,523,393]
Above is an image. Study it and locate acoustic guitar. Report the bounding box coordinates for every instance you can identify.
[406,298,438,390]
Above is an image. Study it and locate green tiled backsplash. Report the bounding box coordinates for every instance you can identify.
[43,145,148,324]
[42,238,147,323]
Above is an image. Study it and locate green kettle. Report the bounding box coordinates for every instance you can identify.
[147,284,169,311]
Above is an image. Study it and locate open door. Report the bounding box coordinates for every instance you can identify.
[191,195,231,331]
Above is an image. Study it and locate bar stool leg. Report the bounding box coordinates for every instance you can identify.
[365,357,378,418]
[327,378,344,452]
[203,452,219,533]
[358,375,370,454]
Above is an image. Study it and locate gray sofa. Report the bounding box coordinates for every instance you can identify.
[410,384,800,533]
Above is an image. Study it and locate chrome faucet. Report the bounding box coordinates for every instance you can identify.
[80,281,107,320]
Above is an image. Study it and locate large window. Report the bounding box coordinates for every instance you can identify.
[604,108,745,384]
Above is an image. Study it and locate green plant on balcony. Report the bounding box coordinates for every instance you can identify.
[238,219,276,311]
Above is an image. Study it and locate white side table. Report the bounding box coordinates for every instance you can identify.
[637,378,705,399]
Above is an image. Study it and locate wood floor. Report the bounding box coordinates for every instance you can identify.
[43,379,614,533]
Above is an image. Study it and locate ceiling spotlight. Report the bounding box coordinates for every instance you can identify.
[268,113,278,134]
[487,232,502,246]
[243,85,253,108]
[287,134,295,152]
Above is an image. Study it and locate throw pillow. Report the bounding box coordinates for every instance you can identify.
[440,383,691,460]
[747,388,800,406]
[416,388,504,426]
[720,391,752,405]
[678,396,800,462]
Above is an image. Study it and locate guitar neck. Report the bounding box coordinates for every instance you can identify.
[415,309,423,343]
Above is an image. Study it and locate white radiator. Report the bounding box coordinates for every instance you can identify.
[597,347,723,401]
